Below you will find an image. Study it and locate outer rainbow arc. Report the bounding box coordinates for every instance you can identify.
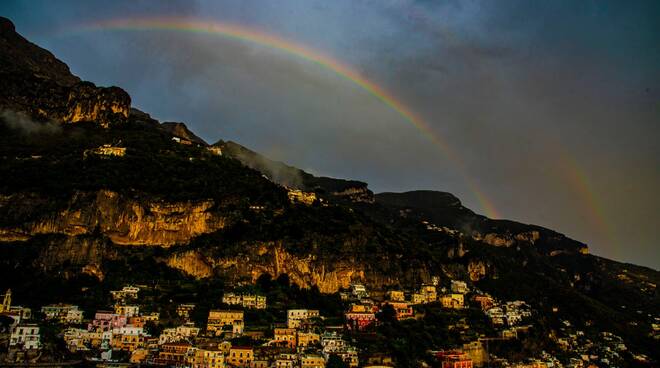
[72,17,501,219]
[559,153,616,257]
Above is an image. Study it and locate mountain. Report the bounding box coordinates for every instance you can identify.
[0,17,130,128]
[0,16,657,366]
[215,140,374,202]
[160,121,208,145]
[375,191,590,256]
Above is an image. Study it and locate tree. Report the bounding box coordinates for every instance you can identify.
[144,321,163,336]
[376,303,397,324]
[256,273,273,292]
[326,354,349,368]
[276,274,290,288]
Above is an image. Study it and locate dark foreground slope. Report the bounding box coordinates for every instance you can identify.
[0,16,657,365]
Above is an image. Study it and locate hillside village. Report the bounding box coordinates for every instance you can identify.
[0,14,658,368]
[1,276,648,368]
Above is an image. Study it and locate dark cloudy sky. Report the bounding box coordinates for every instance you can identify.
[2,0,658,269]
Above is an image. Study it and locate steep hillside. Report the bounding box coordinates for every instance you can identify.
[216,140,374,202]
[375,191,590,256]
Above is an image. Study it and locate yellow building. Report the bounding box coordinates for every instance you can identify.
[84,144,126,158]
[228,346,254,367]
[440,294,464,309]
[242,294,267,309]
[287,190,317,205]
[297,331,320,347]
[114,304,140,317]
[301,354,326,368]
[222,293,242,306]
[223,293,267,309]
[251,359,269,368]
[348,304,370,313]
[111,333,145,352]
[156,342,192,366]
[276,353,297,368]
[189,348,225,368]
[420,285,437,303]
[207,310,244,335]
[1,289,11,313]
[130,348,149,364]
[218,341,232,355]
[273,328,297,348]
[386,290,405,302]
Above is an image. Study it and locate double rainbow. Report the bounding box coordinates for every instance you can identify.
[69,17,501,218]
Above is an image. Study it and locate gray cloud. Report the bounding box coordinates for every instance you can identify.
[0,110,61,135]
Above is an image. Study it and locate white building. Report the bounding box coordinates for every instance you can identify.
[321,331,346,354]
[159,322,201,344]
[115,304,140,317]
[287,309,320,329]
[110,285,140,301]
[10,324,41,350]
[450,280,469,294]
[222,293,267,309]
[41,304,82,323]
[350,284,369,299]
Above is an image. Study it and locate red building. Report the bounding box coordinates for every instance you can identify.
[345,304,376,331]
[436,351,473,368]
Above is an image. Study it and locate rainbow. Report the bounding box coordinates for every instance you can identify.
[559,153,616,257]
[67,17,501,218]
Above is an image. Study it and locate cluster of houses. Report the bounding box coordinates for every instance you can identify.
[5,276,640,368]
[287,190,319,206]
[481,299,532,328]
[2,285,367,367]
[222,293,267,310]
[550,318,651,366]
[336,279,472,333]
[1,289,39,352]
[83,144,126,158]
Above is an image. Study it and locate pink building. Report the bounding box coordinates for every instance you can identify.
[88,311,128,332]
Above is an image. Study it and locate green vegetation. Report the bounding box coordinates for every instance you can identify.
[0,119,287,206]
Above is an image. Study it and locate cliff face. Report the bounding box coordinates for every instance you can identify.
[0,17,130,127]
[62,82,130,127]
[0,190,228,247]
[36,235,116,272]
[165,243,433,293]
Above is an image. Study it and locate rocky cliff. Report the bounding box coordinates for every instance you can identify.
[166,243,432,293]
[0,17,130,127]
[0,190,228,247]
